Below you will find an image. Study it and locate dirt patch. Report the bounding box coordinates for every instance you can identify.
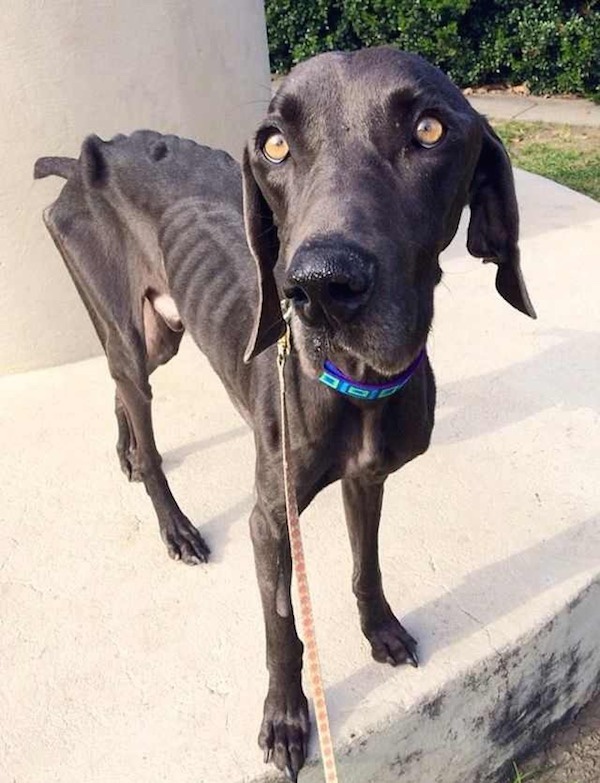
[516,692,600,782]
[463,84,585,100]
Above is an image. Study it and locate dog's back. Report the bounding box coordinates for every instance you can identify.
[35,132,257,386]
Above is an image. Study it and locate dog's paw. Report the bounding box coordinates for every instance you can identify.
[160,514,210,565]
[364,615,418,668]
[259,686,310,781]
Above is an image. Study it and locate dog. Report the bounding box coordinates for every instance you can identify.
[35,47,535,780]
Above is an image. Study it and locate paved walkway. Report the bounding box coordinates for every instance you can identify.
[274,74,600,127]
[2,169,599,783]
[467,92,600,126]
[2,73,599,783]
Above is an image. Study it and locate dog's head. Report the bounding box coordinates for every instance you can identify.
[243,47,536,377]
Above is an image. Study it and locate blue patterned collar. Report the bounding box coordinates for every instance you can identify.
[318,349,426,400]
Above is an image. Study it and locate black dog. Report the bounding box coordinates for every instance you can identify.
[35,47,535,780]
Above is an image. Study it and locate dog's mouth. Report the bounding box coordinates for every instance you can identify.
[292,316,426,385]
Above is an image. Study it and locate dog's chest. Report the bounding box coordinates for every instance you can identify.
[343,407,391,479]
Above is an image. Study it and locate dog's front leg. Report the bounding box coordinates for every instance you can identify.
[342,477,418,667]
[249,496,309,780]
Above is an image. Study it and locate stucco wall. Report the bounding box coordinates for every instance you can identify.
[0,0,270,373]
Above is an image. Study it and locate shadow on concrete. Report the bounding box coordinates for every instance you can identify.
[199,494,255,564]
[435,328,599,444]
[404,515,600,658]
[439,174,600,258]
[162,424,249,471]
[328,514,599,715]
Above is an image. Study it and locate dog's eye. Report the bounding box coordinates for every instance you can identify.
[262,132,290,164]
[415,116,445,148]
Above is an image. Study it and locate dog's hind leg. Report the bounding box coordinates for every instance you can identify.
[115,390,139,480]
[342,477,418,667]
[39,165,205,563]
[109,311,208,565]
[115,293,183,483]
[52,253,202,563]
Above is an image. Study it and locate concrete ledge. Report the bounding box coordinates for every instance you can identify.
[1,170,599,782]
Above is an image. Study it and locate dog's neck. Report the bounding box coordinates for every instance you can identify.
[318,349,426,401]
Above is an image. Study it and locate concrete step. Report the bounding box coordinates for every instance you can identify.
[1,170,599,783]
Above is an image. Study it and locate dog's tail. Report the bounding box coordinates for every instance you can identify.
[33,156,78,181]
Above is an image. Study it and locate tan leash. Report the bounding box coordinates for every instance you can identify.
[277,320,339,783]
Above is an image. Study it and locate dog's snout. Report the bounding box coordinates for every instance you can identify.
[284,244,375,325]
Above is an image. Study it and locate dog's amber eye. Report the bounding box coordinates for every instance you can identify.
[415,116,444,148]
[262,132,289,164]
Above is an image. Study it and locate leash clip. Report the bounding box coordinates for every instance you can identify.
[277,299,293,370]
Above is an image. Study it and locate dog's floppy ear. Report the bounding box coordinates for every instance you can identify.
[242,146,286,363]
[467,120,536,318]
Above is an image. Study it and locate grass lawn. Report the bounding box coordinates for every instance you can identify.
[510,764,536,782]
[509,762,579,783]
[493,120,600,202]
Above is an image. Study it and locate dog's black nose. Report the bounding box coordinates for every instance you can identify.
[284,242,374,325]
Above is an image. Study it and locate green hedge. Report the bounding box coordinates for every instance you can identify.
[265,0,600,98]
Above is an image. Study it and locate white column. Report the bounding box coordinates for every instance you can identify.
[0,0,271,373]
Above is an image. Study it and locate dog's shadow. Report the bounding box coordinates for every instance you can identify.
[328,514,599,719]
[434,327,599,444]
[161,424,253,562]
[161,424,249,470]
[326,326,599,720]
[155,329,598,713]
[199,494,255,564]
